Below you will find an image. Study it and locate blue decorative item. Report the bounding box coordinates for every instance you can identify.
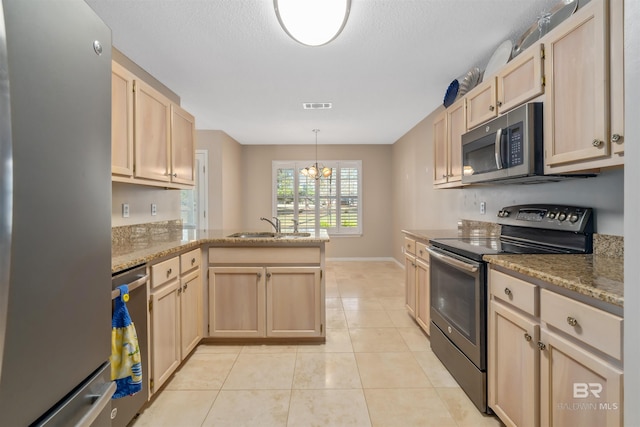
[443,79,459,108]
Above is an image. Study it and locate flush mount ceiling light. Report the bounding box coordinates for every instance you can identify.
[274,0,351,47]
[301,129,332,180]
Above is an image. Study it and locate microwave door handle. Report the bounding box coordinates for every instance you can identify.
[494,128,504,169]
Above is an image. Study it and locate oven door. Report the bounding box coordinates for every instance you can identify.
[427,246,486,370]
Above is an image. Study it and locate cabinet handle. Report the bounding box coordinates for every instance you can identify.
[183,284,188,291]
[524,333,532,342]
[611,133,622,143]
[166,268,172,277]
[592,139,603,147]
[257,272,262,278]
[489,105,495,111]
[419,250,423,256]
[266,272,272,279]
[504,288,512,297]
[177,287,182,295]
[537,341,546,351]
[497,101,503,107]
[191,258,196,265]
[566,316,578,327]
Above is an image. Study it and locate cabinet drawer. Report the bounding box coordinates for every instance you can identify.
[209,247,320,265]
[404,237,416,255]
[415,242,429,262]
[151,256,180,289]
[489,270,538,316]
[540,289,622,360]
[180,248,201,273]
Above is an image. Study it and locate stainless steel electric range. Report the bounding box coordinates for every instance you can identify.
[427,204,594,413]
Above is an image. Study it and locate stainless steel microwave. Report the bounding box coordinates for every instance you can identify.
[462,103,544,184]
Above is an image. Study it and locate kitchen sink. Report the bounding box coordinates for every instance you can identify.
[227,232,312,239]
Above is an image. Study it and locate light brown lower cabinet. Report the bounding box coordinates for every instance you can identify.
[208,265,323,339]
[149,250,203,395]
[488,269,623,427]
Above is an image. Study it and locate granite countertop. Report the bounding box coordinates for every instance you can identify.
[112,228,330,273]
[484,254,624,308]
[402,229,465,241]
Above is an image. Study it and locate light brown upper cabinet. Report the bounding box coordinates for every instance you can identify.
[497,44,545,114]
[543,0,623,173]
[111,62,135,177]
[134,79,172,183]
[466,44,544,130]
[433,97,465,188]
[170,104,196,186]
[111,61,196,189]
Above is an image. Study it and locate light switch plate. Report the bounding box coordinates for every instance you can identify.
[122,203,130,218]
[480,201,486,215]
[151,203,157,216]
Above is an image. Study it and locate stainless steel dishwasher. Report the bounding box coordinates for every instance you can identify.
[111,265,149,427]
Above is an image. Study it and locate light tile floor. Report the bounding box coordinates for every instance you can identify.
[131,260,504,427]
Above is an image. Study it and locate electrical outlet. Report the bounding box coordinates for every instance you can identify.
[151,203,157,216]
[122,203,130,218]
[480,201,486,215]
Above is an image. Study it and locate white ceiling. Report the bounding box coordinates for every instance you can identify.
[86,0,560,145]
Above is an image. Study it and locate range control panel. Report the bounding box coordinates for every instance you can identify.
[497,204,593,233]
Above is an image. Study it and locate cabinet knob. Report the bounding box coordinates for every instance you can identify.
[257,272,262,279]
[173,173,178,177]
[566,316,578,327]
[497,101,503,107]
[592,139,603,147]
[166,268,172,277]
[524,333,532,342]
[537,341,546,351]
[191,258,196,265]
[504,288,512,297]
[183,284,188,291]
[489,105,495,112]
[611,133,622,143]
[177,287,182,295]
[266,272,272,279]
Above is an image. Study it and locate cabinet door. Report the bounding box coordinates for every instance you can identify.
[415,257,430,334]
[609,0,624,156]
[266,267,323,338]
[466,77,497,129]
[134,79,171,182]
[488,300,539,427]
[404,253,416,318]
[447,98,465,184]
[170,104,195,185]
[539,329,623,427]
[544,0,609,167]
[150,280,181,394]
[433,110,448,185]
[180,269,202,359]
[111,61,134,177]
[497,44,544,114]
[208,267,265,338]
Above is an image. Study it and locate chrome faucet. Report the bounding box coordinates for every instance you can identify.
[260,216,280,233]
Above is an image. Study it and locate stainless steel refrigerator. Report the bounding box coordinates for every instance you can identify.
[0,1,113,425]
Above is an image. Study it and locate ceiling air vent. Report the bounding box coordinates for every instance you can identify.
[303,102,332,110]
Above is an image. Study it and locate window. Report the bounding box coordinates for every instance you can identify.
[273,160,362,235]
[181,150,208,229]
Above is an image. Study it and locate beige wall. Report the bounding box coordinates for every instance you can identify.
[111,182,181,226]
[241,144,393,259]
[196,130,243,230]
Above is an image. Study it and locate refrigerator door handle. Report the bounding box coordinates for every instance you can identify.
[76,381,116,427]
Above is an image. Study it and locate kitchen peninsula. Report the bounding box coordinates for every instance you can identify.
[112,221,329,397]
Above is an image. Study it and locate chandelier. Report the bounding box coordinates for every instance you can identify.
[273,0,351,47]
[301,129,332,180]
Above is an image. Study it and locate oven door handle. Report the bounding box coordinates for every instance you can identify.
[426,247,479,273]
